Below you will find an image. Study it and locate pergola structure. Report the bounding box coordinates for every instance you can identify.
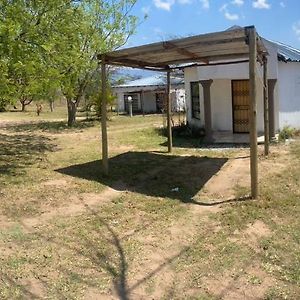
[99,26,270,199]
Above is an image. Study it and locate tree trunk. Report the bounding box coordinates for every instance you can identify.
[49,100,54,112]
[67,99,77,127]
[21,101,26,112]
[20,98,33,112]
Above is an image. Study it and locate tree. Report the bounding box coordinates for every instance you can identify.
[53,0,138,126]
[0,0,63,111]
[0,0,138,121]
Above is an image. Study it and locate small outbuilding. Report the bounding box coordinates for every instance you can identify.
[184,27,300,141]
[112,75,185,114]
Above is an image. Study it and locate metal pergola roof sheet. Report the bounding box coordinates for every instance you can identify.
[102,26,268,71]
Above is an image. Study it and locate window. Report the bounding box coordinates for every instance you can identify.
[191,82,200,119]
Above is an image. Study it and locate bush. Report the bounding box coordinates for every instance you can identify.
[278,126,295,142]
[0,99,7,112]
[157,123,206,139]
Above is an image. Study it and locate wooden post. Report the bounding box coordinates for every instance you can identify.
[101,55,109,175]
[268,79,277,141]
[167,70,173,153]
[248,26,258,199]
[263,56,269,156]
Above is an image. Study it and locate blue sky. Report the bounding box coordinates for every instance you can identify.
[128,0,300,49]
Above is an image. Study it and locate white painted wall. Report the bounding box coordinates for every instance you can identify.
[142,91,157,112]
[210,80,232,131]
[113,85,185,113]
[278,62,300,129]
[184,69,265,132]
[172,89,186,111]
[116,92,125,111]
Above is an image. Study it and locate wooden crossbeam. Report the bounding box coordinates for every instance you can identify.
[162,41,209,63]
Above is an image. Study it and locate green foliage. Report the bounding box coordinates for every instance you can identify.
[278,126,295,142]
[0,0,139,120]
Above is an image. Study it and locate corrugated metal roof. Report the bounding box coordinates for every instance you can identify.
[114,75,184,88]
[227,26,300,62]
[270,40,300,62]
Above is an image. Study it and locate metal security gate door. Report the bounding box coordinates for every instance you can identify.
[232,80,250,133]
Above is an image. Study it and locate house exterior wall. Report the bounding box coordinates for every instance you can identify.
[113,85,185,113]
[185,69,265,132]
[278,61,300,129]
[142,91,157,112]
[184,41,279,133]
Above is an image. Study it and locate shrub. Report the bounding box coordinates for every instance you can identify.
[278,126,295,142]
[0,99,7,112]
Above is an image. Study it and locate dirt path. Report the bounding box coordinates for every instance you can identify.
[21,185,125,231]
[197,154,250,201]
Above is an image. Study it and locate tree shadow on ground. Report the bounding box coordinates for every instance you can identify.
[6,204,192,300]
[0,133,56,181]
[1,119,96,134]
[56,151,228,204]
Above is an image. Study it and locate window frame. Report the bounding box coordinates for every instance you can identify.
[191,82,200,120]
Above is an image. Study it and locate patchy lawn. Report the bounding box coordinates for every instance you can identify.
[0,113,299,299]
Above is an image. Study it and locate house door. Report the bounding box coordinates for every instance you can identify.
[232,80,250,133]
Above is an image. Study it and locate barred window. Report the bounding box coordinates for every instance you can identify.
[191,82,200,119]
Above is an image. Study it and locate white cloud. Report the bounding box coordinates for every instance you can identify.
[224,11,239,20]
[220,4,239,21]
[232,0,244,6]
[293,21,300,40]
[153,0,192,11]
[178,0,192,4]
[200,0,210,9]
[153,0,175,11]
[252,0,271,9]
[280,2,286,8]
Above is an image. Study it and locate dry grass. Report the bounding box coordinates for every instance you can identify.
[0,112,299,299]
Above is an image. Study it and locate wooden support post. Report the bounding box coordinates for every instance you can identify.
[268,79,277,141]
[101,55,109,175]
[167,70,173,153]
[263,56,269,156]
[248,26,258,199]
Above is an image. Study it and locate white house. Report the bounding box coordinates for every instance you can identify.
[185,35,300,140]
[113,75,185,114]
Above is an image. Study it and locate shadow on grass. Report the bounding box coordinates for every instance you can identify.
[0,133,56,180]
[2,119,97,133]
[56,151,228,204]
